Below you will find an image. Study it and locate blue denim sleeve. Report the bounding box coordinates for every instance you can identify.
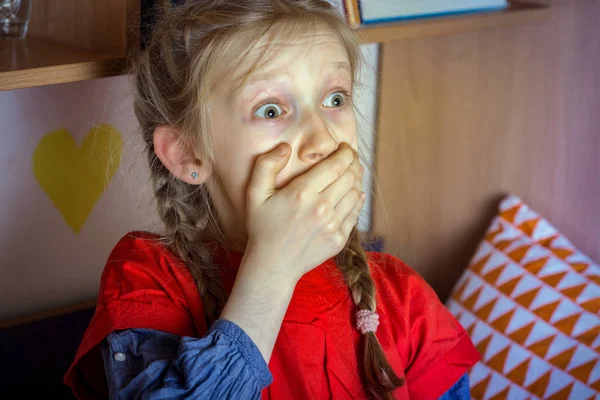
[101,319,273,399]
[438,373,471,400]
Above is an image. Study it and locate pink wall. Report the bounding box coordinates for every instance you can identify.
[0,75,158,321]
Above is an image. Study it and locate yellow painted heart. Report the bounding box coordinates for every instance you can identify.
[33,124,123,233]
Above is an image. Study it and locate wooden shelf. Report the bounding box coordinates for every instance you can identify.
[0,1,549,91]
[357,2,551,44]
[0,38,127,91]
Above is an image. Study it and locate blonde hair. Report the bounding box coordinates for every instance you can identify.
[131,1,402,398]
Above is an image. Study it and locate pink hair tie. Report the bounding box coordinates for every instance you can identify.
[356,309,380,335]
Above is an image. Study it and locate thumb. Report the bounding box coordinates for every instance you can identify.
[247,143,291,206]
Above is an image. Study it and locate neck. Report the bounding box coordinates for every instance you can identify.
[204,176,248,253]
[201,220,247,253]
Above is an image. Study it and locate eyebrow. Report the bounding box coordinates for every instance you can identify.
[243,61,352,88]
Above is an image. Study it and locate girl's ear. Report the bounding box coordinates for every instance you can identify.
[153,125,212,185]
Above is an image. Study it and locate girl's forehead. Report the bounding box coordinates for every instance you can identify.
[231,29,350,85]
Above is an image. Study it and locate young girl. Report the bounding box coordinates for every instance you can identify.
[65,1,480,399]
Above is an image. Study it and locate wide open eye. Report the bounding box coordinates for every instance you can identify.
[322,92,346,108]
[255,103,284,119]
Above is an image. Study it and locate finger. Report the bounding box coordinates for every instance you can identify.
[321,157,361,207]
[290,142,356,194]
[351,162,364,199]
[339,192,366,238]
[333,188,361,221]
[247,143,291,207]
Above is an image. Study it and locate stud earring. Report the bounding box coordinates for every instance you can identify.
[191,172,199,180]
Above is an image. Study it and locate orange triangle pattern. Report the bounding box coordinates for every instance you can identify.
[466,323,476,338]
[486,225,503,242]
[475,335,492,357]
[547,382,574,400]
[547,346,576,369]
[526,370,552,397]
[470,374,491,399]
[538,235,557,248]
[487,347,510,373]
[508,321,534,343]
[587,275,600,286]
[497,275,522,296]
[454,198,600,400]
[500,205,520,223]
[560,283,587,299]
[488,384,510,400]
[461,287,482,310]
[475,298,497,321]
[533,300,561,322]
[580,298,600,314]
[470,254,491,275]
[523,257,548,275]
[483,264,506,285]
[514,287,540,308]
[505,358,530,386]
[568,359,596,383]
[553,313,580,336]
[575,325,600,347]
[541,271,567,287]
[453,311,463,322]
[490,309,515,333]
[570,262,589,273]
[508,245,532,263]
[451,279,468,301]
[495,239,514,251]
[590,379,600,392]
[527,334,555,359]
[518,217,540,238]
[552,248,574,260]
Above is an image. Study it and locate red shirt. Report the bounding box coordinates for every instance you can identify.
[65,232,480,399]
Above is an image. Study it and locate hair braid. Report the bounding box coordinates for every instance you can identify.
[336,228,404,400]
[152,158,227,323]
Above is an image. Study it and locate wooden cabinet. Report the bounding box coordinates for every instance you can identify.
[0,0,138,90]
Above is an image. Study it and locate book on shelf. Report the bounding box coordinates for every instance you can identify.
[344,0,362,27]
[358,0,508,25]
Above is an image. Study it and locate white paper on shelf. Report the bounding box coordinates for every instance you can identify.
[359,0,508,23]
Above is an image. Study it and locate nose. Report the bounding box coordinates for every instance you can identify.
[297,112,338,164]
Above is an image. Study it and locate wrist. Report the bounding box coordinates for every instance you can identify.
[240,244,300,288]
[220,250,297,363]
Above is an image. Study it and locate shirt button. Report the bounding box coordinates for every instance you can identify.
[114,352,126,362]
